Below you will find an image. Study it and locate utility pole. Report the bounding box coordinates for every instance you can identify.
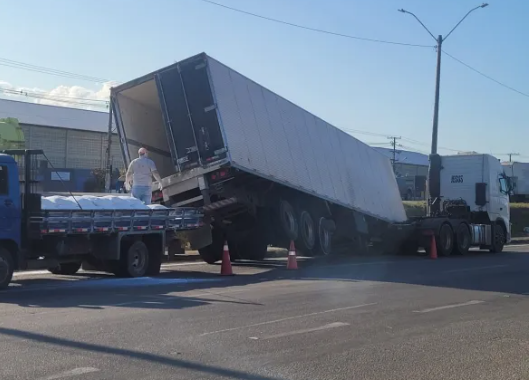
[388,136,402,172]
[398,4,489,215]
[506,153,520,162]
[104,97,113,193]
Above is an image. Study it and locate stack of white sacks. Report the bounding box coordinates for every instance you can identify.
[41,195,168,210]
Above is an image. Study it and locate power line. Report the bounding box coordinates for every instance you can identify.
[0,57,112,84]
[195,0,434,48]
[0,88,108,108]
[443,51,529,97]
[0,86,108,103]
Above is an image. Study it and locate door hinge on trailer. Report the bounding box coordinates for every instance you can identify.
[204,104,216,112]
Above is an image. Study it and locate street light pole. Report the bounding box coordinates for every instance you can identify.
[398,3,489,155]
[431,34,442,156]
[398,4,488,215]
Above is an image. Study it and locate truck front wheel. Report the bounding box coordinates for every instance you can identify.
[48,262,82,275]
[489,224,505,253]
[0,247,14,290]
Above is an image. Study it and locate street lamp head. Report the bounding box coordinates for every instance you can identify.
[480,3,489,8]
[398,8,406,13]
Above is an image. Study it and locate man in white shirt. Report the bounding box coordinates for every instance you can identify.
[125,147,163,205]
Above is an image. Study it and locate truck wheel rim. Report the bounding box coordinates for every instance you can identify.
[319,219,331,255]
[300,212,315,249]
[129,250,146,276]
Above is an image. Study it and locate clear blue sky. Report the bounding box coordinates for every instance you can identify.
[1,0,528,160]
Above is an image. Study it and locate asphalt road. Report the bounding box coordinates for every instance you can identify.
[0,245,528,380]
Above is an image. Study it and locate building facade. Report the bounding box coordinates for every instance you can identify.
[0,98,123,191]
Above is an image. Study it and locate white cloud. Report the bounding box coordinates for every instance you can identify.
[0,80,118,111]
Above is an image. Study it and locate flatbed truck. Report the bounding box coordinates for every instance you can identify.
[0,149,202,289]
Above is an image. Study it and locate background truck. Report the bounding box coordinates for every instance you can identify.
[110,52,511,263]
[0,149,202,289]
[502,161,529,203]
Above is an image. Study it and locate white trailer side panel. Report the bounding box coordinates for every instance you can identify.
[207,57,407,223]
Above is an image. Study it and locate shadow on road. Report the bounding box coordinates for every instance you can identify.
[0,326,285,380]
[1,249,527,312]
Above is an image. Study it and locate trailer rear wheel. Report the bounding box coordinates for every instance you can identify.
[0,248,14,290]
[279,200,298,241]
[198,227,224,264]
[316,217,334,256]
[120,241,149,277]
[297,210,316,253]
[48,262,82,275]
[453,223,471,256]
[437,223,454,257]
[489,224,505,253]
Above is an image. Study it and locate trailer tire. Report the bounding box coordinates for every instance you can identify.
[120,241,149,277]
[489,223,505,253]
[0,248,14,290]
[48,262,82,275]
[453,223,471,256]
[279,200,298,241]
[437,223,454,257]
[316,217,334,256]
[297,210,316,253]
[198,228,224,264]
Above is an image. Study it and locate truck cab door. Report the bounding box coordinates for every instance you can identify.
[0,163,20,241]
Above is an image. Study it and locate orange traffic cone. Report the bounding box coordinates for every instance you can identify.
[430,235,438,259]
[220,242,234,276]
[287,240,298,270]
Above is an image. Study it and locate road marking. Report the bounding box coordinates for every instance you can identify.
[443,265,509,274]
[504,244,529,248]
[413,300,484,313]
[200,303,377,336]
[39,367,100,380]
[249,322,350,340]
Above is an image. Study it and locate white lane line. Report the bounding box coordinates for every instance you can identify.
[443,265,509,274]
[200,303,377,336]
[39,367,100,380]
[413,300,484,313]
[504,244,529,248]
[249,322,350,340]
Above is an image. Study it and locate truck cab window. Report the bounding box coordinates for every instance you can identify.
[499,177,508,194]
[0,165,8,195]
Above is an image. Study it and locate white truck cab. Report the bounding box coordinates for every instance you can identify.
[439,154,511,245]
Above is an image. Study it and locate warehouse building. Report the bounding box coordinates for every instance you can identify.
[0,98,123,191]
[373,147,428,200]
